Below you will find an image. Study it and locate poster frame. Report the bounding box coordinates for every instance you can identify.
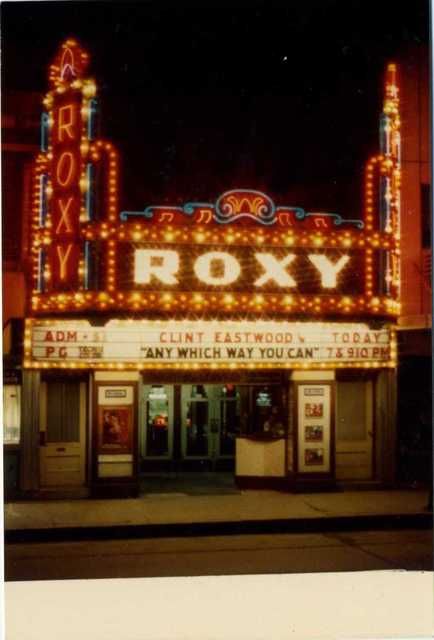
[92,381,138,486]
[293,381,336,480]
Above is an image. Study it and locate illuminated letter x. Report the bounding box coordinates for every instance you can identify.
[254,253,296,287]
[56,197,74,234]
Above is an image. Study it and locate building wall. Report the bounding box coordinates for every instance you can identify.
[2,93,40,500]
[2,91,40,326]
[399,46,431,328]
[2,272,26,323]
[396,47,432,487]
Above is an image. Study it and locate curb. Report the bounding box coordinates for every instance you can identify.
[5,512,432,544]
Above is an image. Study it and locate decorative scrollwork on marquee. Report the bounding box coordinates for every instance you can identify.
[120,188,365,229]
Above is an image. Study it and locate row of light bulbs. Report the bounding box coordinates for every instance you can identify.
[30,290,401,316]
[23,360,397,370]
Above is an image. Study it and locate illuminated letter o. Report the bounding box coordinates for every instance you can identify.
[56,152,75,187]
[194,251,241,286]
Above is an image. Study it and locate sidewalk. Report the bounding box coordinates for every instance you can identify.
[5,488,432,542]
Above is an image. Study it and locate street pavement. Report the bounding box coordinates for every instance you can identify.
[5,485,432,580]
[5,528,433,581]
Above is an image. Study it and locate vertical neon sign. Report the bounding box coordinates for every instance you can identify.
[364,62,400,304]
[31,39,119,308]
[380,63,401,297]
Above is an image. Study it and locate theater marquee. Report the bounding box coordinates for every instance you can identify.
[25,319,395,369]
[30,42,400,321]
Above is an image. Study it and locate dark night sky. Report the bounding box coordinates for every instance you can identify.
[1,0,429,217]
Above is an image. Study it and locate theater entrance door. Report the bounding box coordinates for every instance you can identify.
[141,384,240,471]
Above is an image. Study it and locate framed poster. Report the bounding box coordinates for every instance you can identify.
[304,425,323,442]
[305,402,324,418]
[98,405,133,454]
[304,448,324,465]
[93,382,138,484]
[297,384,331,473]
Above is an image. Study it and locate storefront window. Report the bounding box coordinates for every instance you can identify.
[3,385,21,444]
[146,386,169,456]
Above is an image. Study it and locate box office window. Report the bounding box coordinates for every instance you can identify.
[46,381,80,443]
[3,385,21,444]
[242,385,286,436]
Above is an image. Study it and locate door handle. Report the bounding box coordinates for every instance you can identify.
[39,432,46,446]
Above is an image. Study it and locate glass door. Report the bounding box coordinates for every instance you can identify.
[180,384,241,465]
[142,385,174,460]
[181,385,210,458]
[218,384,241,457]
[142,383,286,471]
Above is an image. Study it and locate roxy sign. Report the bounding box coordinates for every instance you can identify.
[134,249,350,288]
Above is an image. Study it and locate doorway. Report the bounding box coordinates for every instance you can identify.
[140,382,287,472]
[141,383,240,471]
[335,380,374,480]
[39,379,87,487]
